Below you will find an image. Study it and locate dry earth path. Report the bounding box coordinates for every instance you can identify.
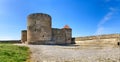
[26,45,120,62]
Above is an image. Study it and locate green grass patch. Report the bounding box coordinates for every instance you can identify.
[0,44,29,62]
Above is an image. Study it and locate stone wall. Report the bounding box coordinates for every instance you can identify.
[52,28,72,44]
[75,34,120,46]
[21,30,27,43]
[27,13,52,44]
[62,28,72,44]
[52,28,66,44]
[21,13,72,45]
[0,40,21,43]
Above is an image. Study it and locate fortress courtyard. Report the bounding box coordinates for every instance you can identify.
[15,44,120,62]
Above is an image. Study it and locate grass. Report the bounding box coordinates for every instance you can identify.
[0,43,30,62]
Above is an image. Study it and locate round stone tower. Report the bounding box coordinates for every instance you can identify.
[27,13,52,44]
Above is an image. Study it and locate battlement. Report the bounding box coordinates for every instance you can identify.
[28,13,51,19]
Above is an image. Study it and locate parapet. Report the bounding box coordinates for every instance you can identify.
[28,13,51,20]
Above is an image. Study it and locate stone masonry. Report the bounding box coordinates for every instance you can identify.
[21,13,120,46]
[21,13,72,44]
[74,34,120,46]
[21,30,27,43]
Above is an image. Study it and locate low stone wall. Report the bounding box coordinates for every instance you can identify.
[74,34,120,46]
[0,40,21,43]
[75,34,120,41]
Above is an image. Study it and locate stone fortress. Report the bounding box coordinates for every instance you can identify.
[21,13,120,46]
[21,13,72,44]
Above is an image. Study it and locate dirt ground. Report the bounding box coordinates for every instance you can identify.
[24,44,120,62]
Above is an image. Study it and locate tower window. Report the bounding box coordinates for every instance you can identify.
[118,42,120,46]
[43,35,44,37]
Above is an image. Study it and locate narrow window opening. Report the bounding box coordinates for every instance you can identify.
[117,42,120,46]
[43,35,44,37]
[68,38,71,40]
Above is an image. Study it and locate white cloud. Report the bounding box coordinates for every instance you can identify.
[98,10,114,27]
[94,27,104,35]
[94,7,117,35]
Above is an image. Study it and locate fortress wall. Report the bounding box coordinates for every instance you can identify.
[0,40,21,43]
[75,34,120,41]
[62,28,72,44]
[76,38,118,46]
[21,30,27,43]
[27,13,52,44]
[52,28,66,44]
[75,34,120,46]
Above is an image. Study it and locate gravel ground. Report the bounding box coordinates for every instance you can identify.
[25,44,120,62]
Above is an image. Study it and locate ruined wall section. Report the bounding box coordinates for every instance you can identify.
[21,30,27,43]
[27,13,52,44]
[52,28,66,44]
[75,34,120,46]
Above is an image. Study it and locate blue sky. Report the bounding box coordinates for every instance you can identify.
[0,0,120,40]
